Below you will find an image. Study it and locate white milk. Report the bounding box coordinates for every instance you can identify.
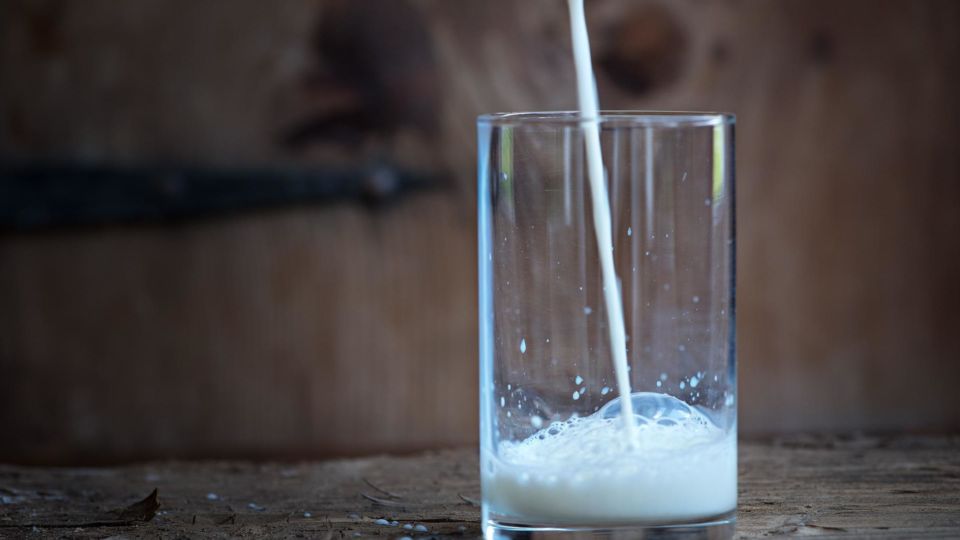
[483,393,736,524]
[483,1,736,525]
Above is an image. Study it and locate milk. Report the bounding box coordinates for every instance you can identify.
[483,393,736,524]
[482,0,736,526]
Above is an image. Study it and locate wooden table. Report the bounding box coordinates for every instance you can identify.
[1,435,957,538]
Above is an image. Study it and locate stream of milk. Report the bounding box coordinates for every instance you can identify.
[567,0,636,438]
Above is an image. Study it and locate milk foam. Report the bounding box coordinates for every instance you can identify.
[483,393,736,524]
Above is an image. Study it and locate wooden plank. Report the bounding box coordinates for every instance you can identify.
[0,435,958,538]
[0,193,478,464]
[0,0,959,463]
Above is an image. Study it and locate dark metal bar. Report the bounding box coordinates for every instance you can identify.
[0,162,440,230]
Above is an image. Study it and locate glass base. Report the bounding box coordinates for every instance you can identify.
[484,511,736,539]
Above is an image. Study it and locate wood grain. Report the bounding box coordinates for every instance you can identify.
[0,195,477,463]
[0,435,958,538]
[1,0,959,461]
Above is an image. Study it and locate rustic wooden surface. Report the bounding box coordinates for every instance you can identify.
[0,435,958,539]
[2,0,960,462]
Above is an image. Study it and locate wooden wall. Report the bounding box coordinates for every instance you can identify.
[1,0,958,463]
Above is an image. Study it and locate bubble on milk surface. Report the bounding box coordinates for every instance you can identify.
[598,393,704,426]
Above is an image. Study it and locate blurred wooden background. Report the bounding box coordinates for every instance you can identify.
[1,0,958,463]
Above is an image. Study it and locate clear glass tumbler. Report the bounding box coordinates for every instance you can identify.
[478,112,736,537]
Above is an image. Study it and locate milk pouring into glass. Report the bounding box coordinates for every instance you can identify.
[478,0,736,532]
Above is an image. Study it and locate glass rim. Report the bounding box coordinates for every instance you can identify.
[477,110,735,127]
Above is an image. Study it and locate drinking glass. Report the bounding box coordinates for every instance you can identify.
[478,111,736,537]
